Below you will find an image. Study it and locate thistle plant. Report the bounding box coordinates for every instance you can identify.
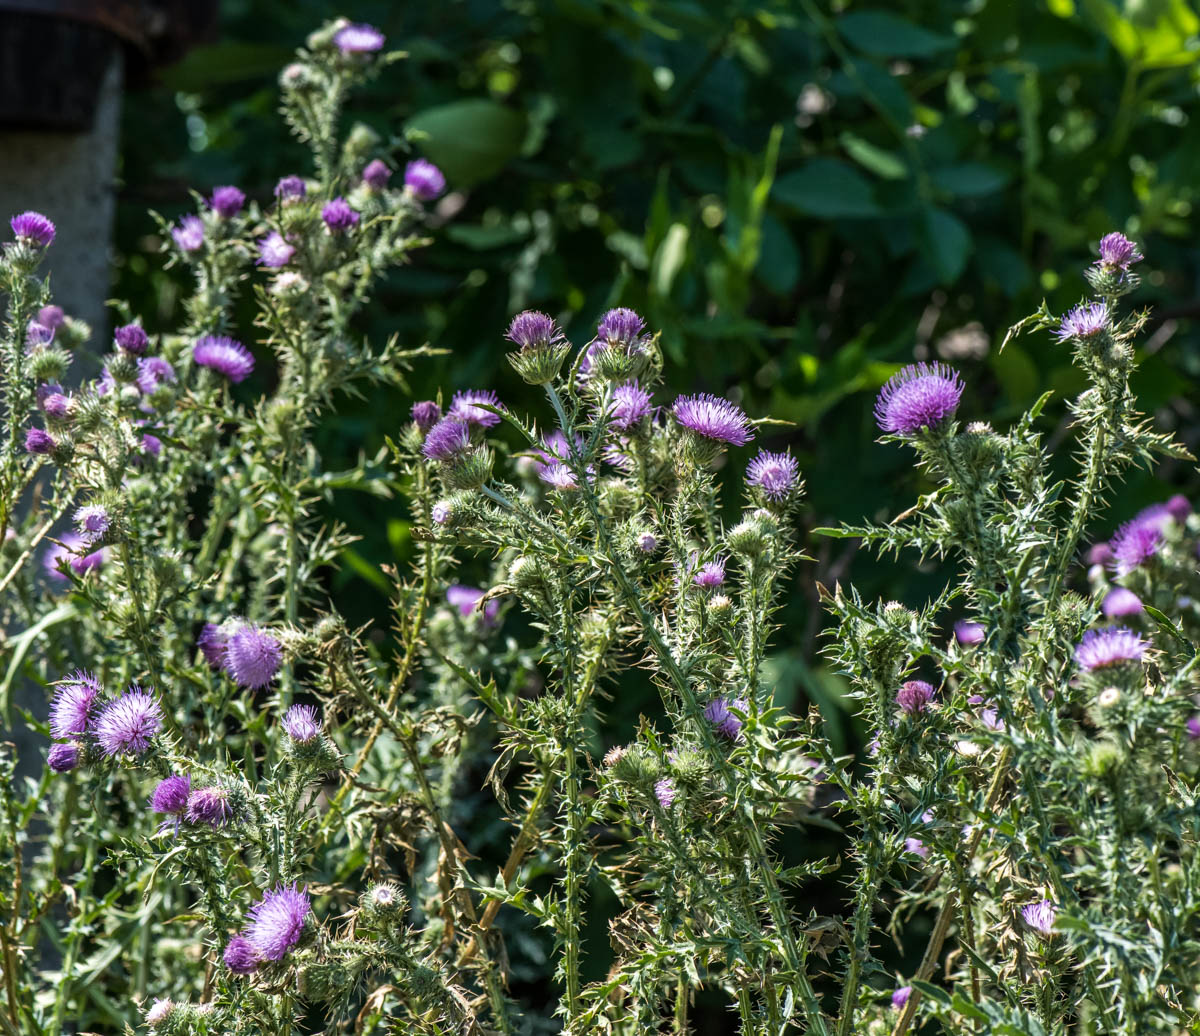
[2,15,1200,1036]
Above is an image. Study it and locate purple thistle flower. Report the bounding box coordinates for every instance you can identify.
[404,158,445,201]
[43,533,106,583]
[1087,541,1114,567]
[246,884,311,961]
[637,532,657,553]
[41,392,71,421]
[1187,715,1200,741]
[538,462,577,491]
[1096,232,1142,270]
[145,999,174,1026]
[905,837,928,859]
[654,777,676,809]
[50,671,101,738]
[693,559,726,588]
[197,623,228,668]
[223,625,282,690]
[980,706,1004,732]
[875,362,963,435]
[10,211,55,247]
[1022,899,1056,934]
[1075,627,1147,671]
[74,504,110,543]
[210,186,245,219]
[704,696,747,740]
[224,935,259,975]
[891,986,912,1010]
[449,389,503,429]
[746,449,800,502]
[597,307,647,346]
[25,427,54,455]
[141,433,162,458]
[673,394,754,446]
[362,159,391,190]
[431,501,451,525]
[606,381,653,431]
[335,22,385,54]
[422,418,472,461]
[506,310,563,351]
[257,232,295,268]
[282,704,321,744]
[411,400,441,432]
[1167,494,1192,523]
[171,215,204,253]
[186,785,232,827]
[954,620,985,646]
[896,680,934,716]
[38,305,64,330]
[275,175,306,201]
[1055,302,1109,342]
[151,774,191,815]
[1102,587,1143,618]
[446,585,501,624]
[1109,517,1163,576]
[137,356,175,395]
[114,324,149,354]
[93,687,162,757]
[193,335,255,383]
[321,197,360,232]
[48,742,80,773]
[26,321,54,347]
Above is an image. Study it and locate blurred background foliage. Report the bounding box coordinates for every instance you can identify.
[110,0,1200,1015]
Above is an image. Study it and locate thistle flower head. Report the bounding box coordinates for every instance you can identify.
[1096,232,1142,270]
[93,687,162,757]
[223,935,259,975]
[193,336,254,383]
[538,462,577,491]
[606,381,653,431]
[44,533,106,583]
[38,305,64,329]
[1109,516,1164,576]
[597,307,647,346]
[50,672,99,740]
[282,704,321,744]
[954,620,985,646]
[114,323,149,354]
[1055,302,1109,342]
[197,623,229,668]
[1022,899,1056,934]
[136,356,175,396]
[905,837,928,859]
[693,559,726,588]
[411,400,442,432]
[41,392,72,421]
[1188,716,1200,741]
[891,986,912,1010]
[186,785,232,827]
[1102,587,1143,618]
[334,22,385,54]
[654,777,676,808]
[1075,627,1147,671]
[48,742,80,773]
[446,585,501,624]
[422,418,472,461]
[74,504,110,543]
[874,362,963,435]
[506,310,562,351]
[275,175,306,201]
[26,321,54,347]
[362,159,391,190]
[10,211,55,247]
[145,998,174,1027]
[673,394,754,446]
[746,449,800,502]
[404,158,445,201]
[321,197,360,232]
[637,531,657,553]
[25,427,54,455]
[246,884,311,961]
[210,186,245,219]
[171,215,204,252]
[151,774,191,815]
[449,389,503,428]
[704,696,747,740]
[257,232,295,268]
[1167,493,1192,522]
[223,625,282,689]
[896,680,935,715]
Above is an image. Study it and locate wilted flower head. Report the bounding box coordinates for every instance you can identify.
[1102,587,1143,618]
[1075,627,1147,671]
[705,697,747,740]
[891,986,912,1010]
[114,323,149,354]
[654,777,676,809]
[606,381,653,431]
[449,389,502,428]
[334,22,385,54]
[1109,517,1163,576]
[411,400,441,432]
[673,394,754,446]
[275,175,306,201]
[282,704,321,744]
[321,197,360,232]
[50,671,101,738]
[171,215,204,252]
[137,356,175,395]
[246,884,311,961]
[1096,232,1142,270]
[223,625,282,689]
[47,742,80,773]
[1055,302,1109,342]
[896,680,934,716]
[194,335,254,383]
[954,620,985,646]
[10,210,55,247]
[362,159,391,190]
[223,935,259,975]
[210,185,245,219]
[875,362,963,435]
[746,449,800,502]
[446,584,501,624]
[93,687,162,757]
[404,158,445,201]
[74,504,110,543]
[151,774,191,815]
[422,418,472,461]
[186,785,232,828]
[1022,899,1056,934]
[257,232,295,268]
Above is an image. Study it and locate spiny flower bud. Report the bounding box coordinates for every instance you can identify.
[361,881,407,920]
[726,515,770,556]
[609,744,662,787]
[29,347,70,383]
[669,745,710,787]
[296,959,351,1002]
[445,445,494,490]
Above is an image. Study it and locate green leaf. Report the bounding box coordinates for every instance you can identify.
[838,11,956,58]
[839,132,909,180]
[159,42,295,91]
[406,100,528,187]
[651,223,690,297]
[774,159,880,218]
[932,162,1011,197]
[920,206,972,283]
[911,979,953,1006]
